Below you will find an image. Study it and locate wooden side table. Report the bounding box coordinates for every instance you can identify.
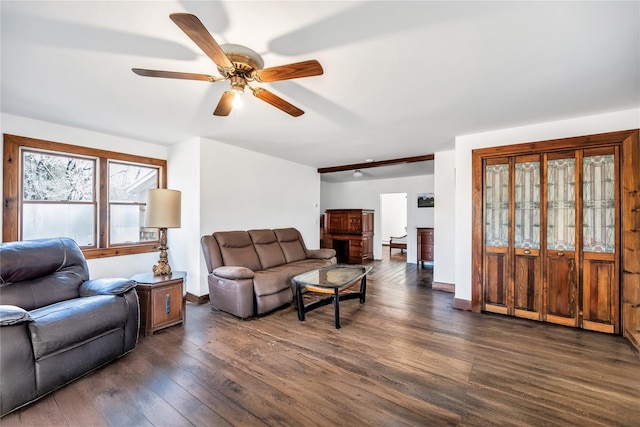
[131,271,186,336]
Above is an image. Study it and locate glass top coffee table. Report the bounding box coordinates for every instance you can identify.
[292,264,372,329]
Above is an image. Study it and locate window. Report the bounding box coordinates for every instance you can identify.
[108,161,159,245]
[3,134,167,258]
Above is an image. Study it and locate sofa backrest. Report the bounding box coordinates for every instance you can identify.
[248,229,287,269]
[273,228,308,263]
[213,231,263,271]
[0,237,89,311]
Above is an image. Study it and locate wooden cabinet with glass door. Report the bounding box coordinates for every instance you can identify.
[477,137,623,334]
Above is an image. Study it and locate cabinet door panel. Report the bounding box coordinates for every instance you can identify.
[328,213,346,233]
[484,249,509,314]
[582,257,616,333]
[514,251,541,319]
[546,254,578,326]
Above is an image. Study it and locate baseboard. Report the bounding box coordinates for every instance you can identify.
[453,298,472,311]
[186,292,209,304]
[432,281,454,293]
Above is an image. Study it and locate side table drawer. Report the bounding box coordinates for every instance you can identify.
[151,284,183,328]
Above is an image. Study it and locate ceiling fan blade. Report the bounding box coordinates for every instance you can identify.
[169,13,234,71]
[252,88,304,117]
[214,91,234,116]
[132,68,221,82]
[256,60,323,82]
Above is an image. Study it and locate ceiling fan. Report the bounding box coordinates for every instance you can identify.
[132,13,324,117]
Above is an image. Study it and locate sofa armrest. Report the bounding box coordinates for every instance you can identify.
[80,278,136,297]
[212,266,255,280]
[306,248,336,260]
[0,305,32,326]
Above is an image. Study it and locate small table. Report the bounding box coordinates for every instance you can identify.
[292,264,372,329]
[131,271,186,336]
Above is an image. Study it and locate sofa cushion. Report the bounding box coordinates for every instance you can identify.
[214,231,262,272]
[248,229,287,269]
[252,270,293,297]
[28,295,128,359]
[273,228,307,263]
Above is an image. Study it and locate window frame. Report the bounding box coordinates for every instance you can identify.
[3,133,167,259]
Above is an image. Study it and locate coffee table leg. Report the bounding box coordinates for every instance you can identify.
[333,288,341,329]
[296,284,305,321]
[360,275,367,304]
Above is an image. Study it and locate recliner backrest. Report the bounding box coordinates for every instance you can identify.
[273,228,307,263]
[0,238,89,311]
[248,229,287,269]
[213,231,263,271]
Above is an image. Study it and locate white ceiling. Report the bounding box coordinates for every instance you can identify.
[2,1,638,182]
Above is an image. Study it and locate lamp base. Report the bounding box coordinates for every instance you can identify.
[153,260,172,276]
[153,227,172,276]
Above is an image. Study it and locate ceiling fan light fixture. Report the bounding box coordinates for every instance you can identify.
[232,91,244,109]
[353,169,363,179]
[229,75,246,109]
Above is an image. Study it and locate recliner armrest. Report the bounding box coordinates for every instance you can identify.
[0,305,32,326]
[212,266,255,280]
[80,278,136,297]
[306,248,336,260]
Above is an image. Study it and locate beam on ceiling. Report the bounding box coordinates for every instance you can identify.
[317,154,434,174]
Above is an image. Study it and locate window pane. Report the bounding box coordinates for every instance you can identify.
[547,158,576,250]
[583,154,615,253]
[23,203,95,246]
[109,162,158,202]
[514,161,540,249]
[485,163,509,247]
[110,204,158,244]
[23,151,94,201]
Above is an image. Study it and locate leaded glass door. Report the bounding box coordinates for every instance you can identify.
[581,147,619,333]
[483,158,510,314]
[545,152,579,327]
[513,155,541,320]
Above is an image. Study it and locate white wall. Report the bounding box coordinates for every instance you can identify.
[0,113,168,279]
[453,108,640,303]
[321,174,434,263]
[167,137,202,297]
[434,150,455,285]
[380,193,407,243]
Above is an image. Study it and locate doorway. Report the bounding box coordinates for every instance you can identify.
[381,193,407,256]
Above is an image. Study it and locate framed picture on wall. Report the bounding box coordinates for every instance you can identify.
[417,193,434,208]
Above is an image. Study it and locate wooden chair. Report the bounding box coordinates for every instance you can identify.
[389,234,407,253]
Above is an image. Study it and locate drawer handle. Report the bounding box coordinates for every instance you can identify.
[558,252,564,257]
[524,250,531,255]
[165,293,171,314]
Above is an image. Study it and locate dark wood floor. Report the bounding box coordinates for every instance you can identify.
[4,250,640,426]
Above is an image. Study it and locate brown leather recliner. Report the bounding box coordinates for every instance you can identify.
[0,238,139,417]
[201,228,336,318]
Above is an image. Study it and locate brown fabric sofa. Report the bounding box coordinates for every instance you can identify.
[201,228,336,318]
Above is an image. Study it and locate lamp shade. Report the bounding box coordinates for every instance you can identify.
[145,189,181,228]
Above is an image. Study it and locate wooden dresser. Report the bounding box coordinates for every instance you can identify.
[322,209,374,264]
[417,228,434,266]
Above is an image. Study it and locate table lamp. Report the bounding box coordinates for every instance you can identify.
[145,189,181,276]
